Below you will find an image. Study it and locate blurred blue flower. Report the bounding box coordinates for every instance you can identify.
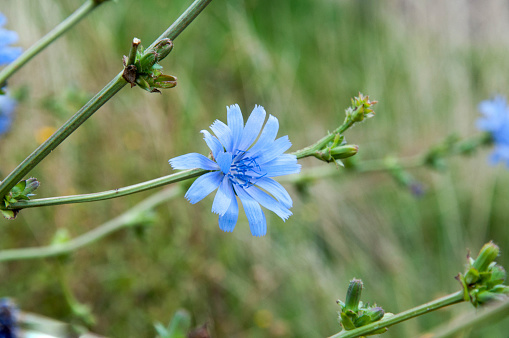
[0,298,18,338]
[477,96,509,166]
[0,93,17,135]
[169,104,301,236]
[0,12,22,66]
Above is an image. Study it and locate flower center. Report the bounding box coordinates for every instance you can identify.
[228,150,266,188]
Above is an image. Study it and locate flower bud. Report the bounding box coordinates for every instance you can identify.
[152,39,174,62]
[475,290,508,305]
[23,177,40,195]
[345,279,363,312]
[153,74,177,89]
[473,241,500,272]
[366,306,384,322]
[488,265,507,287]
[330,144,359,159]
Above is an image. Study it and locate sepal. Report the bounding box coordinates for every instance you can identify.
[122,38,177,93]
[1,177,40,219]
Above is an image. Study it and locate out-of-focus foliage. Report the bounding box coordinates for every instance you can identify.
[1,0,508,337]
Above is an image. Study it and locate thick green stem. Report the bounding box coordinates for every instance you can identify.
[0,0,214,200]
[0,0,105,86]
[0,186,182,262]
[329,291,465,338]
[0,74,127,199]
[4,169,204,210]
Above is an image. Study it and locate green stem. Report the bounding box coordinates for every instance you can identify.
[0,0,106,86]
[146,0,213,51]
[0,0,214,199]
[0,74,127,199]
[291,118,354,159]
[329,291,465,338]
[5,169,204,210]
[0,186,182,262]
[423,299,509,338]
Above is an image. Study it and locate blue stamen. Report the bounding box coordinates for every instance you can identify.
[228,153,266,188]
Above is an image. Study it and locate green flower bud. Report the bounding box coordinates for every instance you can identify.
[152,39,174,62]
[490,284,509,295]
[152,74,177,89]
[347,93,377,122]
[488,265,507,287]
[51,228,71,246]
[138,52,158,73]
[353,314,371,327]
[330,144,359,159]
[345,279,363,312]
[473,241,500,272]
[23,177,40,195]
[475,290,508,305]
[366,306,384,322]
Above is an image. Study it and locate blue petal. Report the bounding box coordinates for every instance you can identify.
[212,176,234,215]
[234,186,267,236]
[260,154,301,177]
[219,195,239,232]
[244,185,292,221]
[246,115,279,155]
[227,104,244,150]
[237,105,267,151]
[253,136,292,164]
[215,151,233,175]
[255,177,293,209]
[0,47,22,65]
[185,171,223,204]
[169,153,219,170]
[201,130,223,159]
[210,120,233,152]
[0,29,19,46]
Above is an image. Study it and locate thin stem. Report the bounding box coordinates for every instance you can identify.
[0,185,182,262]
[0,0,106,86]
[292,118,354,159]
[329,291,465,338]
[4,169,204,210]
[146,0,213,51]
[422,299,509,338]
[0,0,214,199]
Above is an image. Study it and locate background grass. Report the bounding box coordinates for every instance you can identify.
[1,0,509,337]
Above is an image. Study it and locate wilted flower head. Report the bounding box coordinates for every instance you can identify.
[0,93,17,136]
[477,96,509,166]
[0,13,22,66]
[169,104,301,236]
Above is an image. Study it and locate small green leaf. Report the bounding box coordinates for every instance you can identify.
[1,209,18,220]
[340,312,356,330]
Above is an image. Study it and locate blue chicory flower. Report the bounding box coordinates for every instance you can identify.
[0,12,22,66]
[477,96,509,167]
[169,104,301,236]
[0,93,17,135]
[0,298,18,338]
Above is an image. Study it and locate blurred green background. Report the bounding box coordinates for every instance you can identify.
[1,0,509,337]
